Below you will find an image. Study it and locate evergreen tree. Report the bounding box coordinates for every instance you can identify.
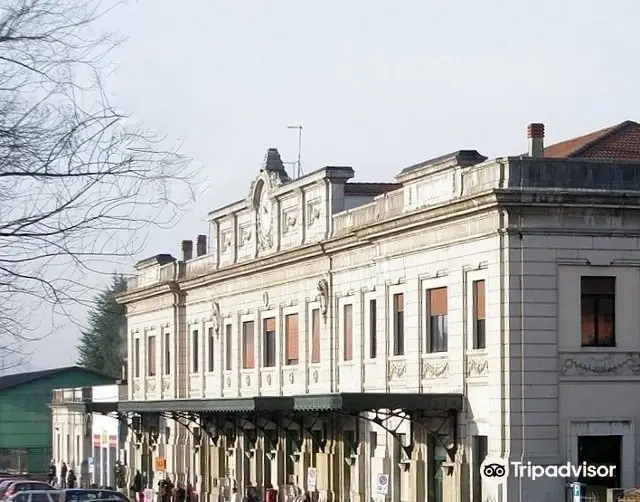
[77,274,127,378]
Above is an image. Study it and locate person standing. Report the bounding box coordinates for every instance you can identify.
[47,462,56,486]
[174,482,186,502]
[60,463,68,489]
[131,470,143,502]
[67,469,77,489]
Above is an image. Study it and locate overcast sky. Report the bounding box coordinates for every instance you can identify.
[26,0,640,370]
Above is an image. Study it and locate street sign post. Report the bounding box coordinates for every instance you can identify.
[376,474,389,495]
[307,467,317,490]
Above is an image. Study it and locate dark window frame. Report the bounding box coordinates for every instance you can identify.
[581,276,616,347]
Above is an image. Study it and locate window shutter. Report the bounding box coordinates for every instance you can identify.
[473,281,485,319]
[429,288,448,315]
[311,309,320,363]
[286,314,299,363]
[394,293,404,312]
[344,304,353,360]
[243,321,255,368]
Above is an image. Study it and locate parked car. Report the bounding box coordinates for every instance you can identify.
[0,481,26,499]
[1,482,56,500]
[7,490,61,502]
[61,491,130,502]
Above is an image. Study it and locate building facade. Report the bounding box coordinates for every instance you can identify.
[0,366,112,476]
[51,384,125,487]
[118,121,640,502]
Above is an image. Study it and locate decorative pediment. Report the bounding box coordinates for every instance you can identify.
[246,148,291,207]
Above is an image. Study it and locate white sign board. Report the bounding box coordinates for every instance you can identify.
[307,467,317,488]
[88,457,94,473]
[143,488,153,502]
[376,474,389,495]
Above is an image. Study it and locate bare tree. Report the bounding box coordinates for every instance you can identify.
[0,0,199,367]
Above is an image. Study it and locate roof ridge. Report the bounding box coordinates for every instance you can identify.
[569,120,638,157]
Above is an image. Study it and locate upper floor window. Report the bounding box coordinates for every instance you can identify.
[147,335,156,377]
[581,276,615,347]
[369,299,377,359]
[191,330,199,373]
[311,309,321,363]
[472,280,486,349]
[263,318,276,367]
[225,324,232,370]
[285,314,299,365]
[207,327,214,372]
[134,338,140,378]
[393,294,404,356]
[427,287,448,353]
[164,332,171,375]
[343,304,353,361]
[242,321,255,369]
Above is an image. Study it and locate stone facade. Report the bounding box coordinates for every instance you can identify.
[51,384,125,487]
[120,145,640,502]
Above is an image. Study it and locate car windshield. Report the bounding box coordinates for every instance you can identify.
[64,491,125,502]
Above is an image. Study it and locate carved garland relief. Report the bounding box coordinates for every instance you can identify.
[561,352,640,376]
[421,358,449,379]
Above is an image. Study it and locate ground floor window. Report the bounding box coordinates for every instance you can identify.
[427,436,447,502]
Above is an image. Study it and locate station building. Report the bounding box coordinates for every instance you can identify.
[104,121,640,502]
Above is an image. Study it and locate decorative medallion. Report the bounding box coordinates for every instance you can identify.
[262,292,269,309]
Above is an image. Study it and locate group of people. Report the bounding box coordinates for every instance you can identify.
[130,470,196,502]
[47,462,77,488]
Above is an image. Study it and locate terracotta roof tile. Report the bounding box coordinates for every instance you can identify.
[543,120,640,159]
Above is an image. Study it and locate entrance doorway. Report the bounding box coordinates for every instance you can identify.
[578,435,621,499]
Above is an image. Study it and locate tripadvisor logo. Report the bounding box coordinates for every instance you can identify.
[480,456,617,483]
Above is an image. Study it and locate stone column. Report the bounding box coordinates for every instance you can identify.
[271,439,286,496]
[208,443,226,501]
[349,444,366,502]
[249,439,264,493]
[441,448,468,502]
[295,449,311,493]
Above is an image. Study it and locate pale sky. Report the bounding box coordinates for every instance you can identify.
[26,0,640,370]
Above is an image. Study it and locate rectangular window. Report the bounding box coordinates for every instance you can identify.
[243,321,255,369]
[147,335,156,376]
[343,304,353,361]
[208,327,214,372]
[428,287,448,353]
[191,330,199,373]
[76,435,80,464]
[369,299,377,359]
[263,318,276,367]
[473,280,486,349]
[225,324,232,371]
[285,314,299,365]
[393,293,404,356]
[134,338,140,378]
[473,436,488,502]
[164,332,171,375]
[581,276,615,347]
[311,309,320,363]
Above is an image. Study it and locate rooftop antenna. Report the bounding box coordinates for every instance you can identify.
[286,125,303,179]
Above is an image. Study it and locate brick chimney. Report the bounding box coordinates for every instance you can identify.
[181,240,193,261]
[196,234,207,257]
[527,123,545,157]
